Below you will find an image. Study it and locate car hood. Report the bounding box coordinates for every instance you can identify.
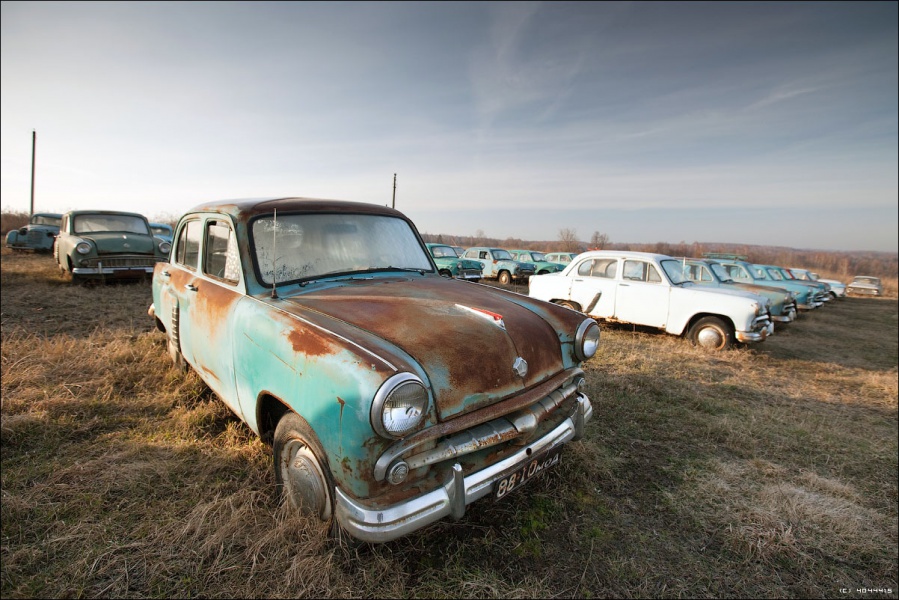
[279,276,567,421]
[79,231,156,255]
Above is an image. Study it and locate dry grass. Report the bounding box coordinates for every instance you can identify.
[2,248,897,599]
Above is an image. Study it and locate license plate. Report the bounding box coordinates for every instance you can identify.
[494,446,562,500]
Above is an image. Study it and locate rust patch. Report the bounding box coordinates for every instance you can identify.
[286,327,336,357]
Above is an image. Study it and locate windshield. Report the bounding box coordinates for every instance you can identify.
[429,245,456,258]
[764,268,784,281]
[151,225,172,236]
[32,215,61,226]
[710,263,732,281]
[251,213,433,285]
[659,259,688,284]
[492,249,514,260]
[73,214,150,235]
[531,252,546,261]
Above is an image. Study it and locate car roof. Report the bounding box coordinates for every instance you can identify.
[63,209,149,219]
[573,250,672,261]
[183,197,404,221]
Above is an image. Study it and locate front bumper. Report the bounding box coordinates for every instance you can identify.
[334,393,592,543]
[735,321,774,343]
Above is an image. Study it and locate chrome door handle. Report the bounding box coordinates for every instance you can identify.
[185,283,198,292]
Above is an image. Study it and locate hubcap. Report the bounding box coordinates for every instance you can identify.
[281,440,331,520]
[696,327,724,349]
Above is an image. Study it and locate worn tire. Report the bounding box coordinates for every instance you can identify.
[553,300,582,312]
[273,412,336,526]
[688,316,734,351]
[498,271,512,285]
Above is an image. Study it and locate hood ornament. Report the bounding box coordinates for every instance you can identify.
[455,304,506,330]
[512,357,528,378]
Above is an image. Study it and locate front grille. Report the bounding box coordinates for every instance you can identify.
[81,255,164,268]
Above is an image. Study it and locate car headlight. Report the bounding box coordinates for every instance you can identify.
[575,319,600,361]
[159,240,171,254]
[76,241,92,255]
[371,373,428,438]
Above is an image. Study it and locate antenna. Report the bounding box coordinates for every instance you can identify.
[271,209,278,298]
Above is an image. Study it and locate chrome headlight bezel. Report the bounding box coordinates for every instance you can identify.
[159,240,172,254]
[75,241,92,255]
[371,372,429,439]
[575,319,601,361]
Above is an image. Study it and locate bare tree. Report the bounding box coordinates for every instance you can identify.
[558,228,579,252]
[589,231,609,250]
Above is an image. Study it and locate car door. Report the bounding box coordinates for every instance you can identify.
[613,259,670,327]
[568,257,618,317]
[165,217,246,418]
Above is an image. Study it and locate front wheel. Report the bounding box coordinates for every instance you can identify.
[273,412,335,524]
[553,300,583,312]
[498,271,512,285]
[688,316,734,351]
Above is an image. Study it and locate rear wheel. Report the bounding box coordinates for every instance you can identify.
[688,316,734,350]
[498,271,512,285]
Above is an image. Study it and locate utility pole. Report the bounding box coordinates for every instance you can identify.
[392,173,396,209]
[30,130,36,216]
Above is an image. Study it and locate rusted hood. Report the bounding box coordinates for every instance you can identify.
[80,231,156,255]
[280,276,564,421]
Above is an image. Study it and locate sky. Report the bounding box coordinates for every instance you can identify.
[1,1,897,252]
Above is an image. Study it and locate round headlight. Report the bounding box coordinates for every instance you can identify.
[159,241,171,254]
[75,241,91,255]
[575,319,600,361]
[371,373,428,438]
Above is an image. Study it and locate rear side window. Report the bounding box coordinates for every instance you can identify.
[175,220,202,270]
[204,222,240,284]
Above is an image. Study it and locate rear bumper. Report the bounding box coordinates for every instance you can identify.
[334,393,593,543]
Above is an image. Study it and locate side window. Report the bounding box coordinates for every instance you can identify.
[699,265,713,282]
[479,251,488,260]
[623,260,644,281]
[595,259,617,279]
[175,220,202,270]
[646,264,661,283]
[577,260,594,276]
[204,221,240,284]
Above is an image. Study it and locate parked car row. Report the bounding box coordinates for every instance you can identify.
[4,199,885,547]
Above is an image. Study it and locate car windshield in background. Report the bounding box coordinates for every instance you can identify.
[73,214,150,234]
[251,213,433,285]
[659,259,689,284]
[34,215,61,226]
[710,263,733,281]
[530,252,547,260]
[429,245,457,258]
[492,249,514,260]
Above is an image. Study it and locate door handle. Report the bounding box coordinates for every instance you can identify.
[161,270,171,278]
[185,283,198,292]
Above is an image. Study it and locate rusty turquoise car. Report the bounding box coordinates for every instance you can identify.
[5,212,61,252]
[425,243,482,281]
[148,197,599,543]
[54,210,171,284]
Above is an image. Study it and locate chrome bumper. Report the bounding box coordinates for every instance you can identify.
[736,321,774,343]
[334,394,593,543]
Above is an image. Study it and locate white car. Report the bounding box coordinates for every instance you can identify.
[529,250,773,351]
[789,268,846,298]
